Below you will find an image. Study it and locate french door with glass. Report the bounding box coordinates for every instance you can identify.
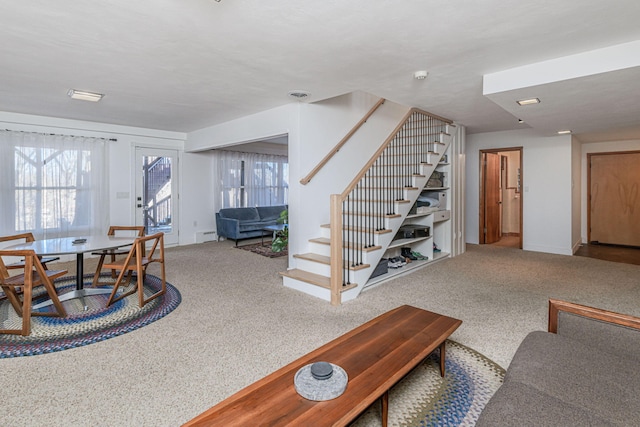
[135,147,179,246]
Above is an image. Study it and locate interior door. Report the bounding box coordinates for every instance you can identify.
[135,147,179,246]
[589,152,640,246]
[483,152,501,244]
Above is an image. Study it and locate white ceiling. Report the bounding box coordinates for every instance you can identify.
[1,0,640,141]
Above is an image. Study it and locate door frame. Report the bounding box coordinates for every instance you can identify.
[479,147,523,248]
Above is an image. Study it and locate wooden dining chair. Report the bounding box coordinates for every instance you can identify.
[0,250,67,336]
[0,233,60,270]
[91,226,145,287]
[92,232,166,308]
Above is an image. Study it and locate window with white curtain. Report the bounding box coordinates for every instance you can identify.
[0,130,109,239]
[213,150,288,210]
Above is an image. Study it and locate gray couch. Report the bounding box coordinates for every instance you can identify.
[476,299,640,426]
[215,205,287,245]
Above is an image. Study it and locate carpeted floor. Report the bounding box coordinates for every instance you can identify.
[0,274,181,358]
[1,241,639,426]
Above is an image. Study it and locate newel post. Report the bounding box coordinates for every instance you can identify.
[330,194,343,306]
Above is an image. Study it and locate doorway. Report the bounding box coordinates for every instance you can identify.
[588,151,640,247]
[479,147,523,248]
[135,147,179,246]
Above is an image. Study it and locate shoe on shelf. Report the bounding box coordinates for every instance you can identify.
[388,256,406,269]
[401,247,418,260]
[411,251,429,260]
[433,243,441,253]
[387,257,402,269]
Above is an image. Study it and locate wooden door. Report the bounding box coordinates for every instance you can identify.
[589,152,640,247]
[483,152,501,244]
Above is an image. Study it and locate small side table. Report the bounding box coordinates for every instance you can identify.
[261,224,287,246]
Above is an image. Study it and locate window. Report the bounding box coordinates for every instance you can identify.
[0,130,108,238]
[214,150,288,210]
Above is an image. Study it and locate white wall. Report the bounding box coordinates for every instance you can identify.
[185,92,409,263]
[0,111,200,245]
[186,104,297,152]
[579,138,640,244]
[466,129,574,255]
[180,150,216,243]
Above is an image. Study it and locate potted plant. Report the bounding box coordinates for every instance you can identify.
[271,209,288,253]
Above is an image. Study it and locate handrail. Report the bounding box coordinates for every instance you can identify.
[299,98,386,185]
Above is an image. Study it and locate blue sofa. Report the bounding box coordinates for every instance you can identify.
[215,205,287,245]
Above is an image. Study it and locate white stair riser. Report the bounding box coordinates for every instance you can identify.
[309,242,331,256]
[319,227,331,239]
[282,276,331,302]
[294,258,330,276]
[340,286,360,303]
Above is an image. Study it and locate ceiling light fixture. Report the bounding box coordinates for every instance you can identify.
[68,89,104,102]
[518,119,524,124]
[516,98,540,106]
[287,90,310,100]
[557,130,572,135]
[413,70,428,80]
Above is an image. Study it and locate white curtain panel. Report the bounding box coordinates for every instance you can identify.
[0,130,109,239]
[213,150,288,211]
[244,152,288,207]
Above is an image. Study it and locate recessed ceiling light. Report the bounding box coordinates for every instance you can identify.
[288,90,310,100]
[413,70,428,80]
[68,89,104,102]
[557,130,572,135]
[516,98,540,106]
[518,119,524,124]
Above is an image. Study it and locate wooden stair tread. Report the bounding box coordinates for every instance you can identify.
[365,174,425,178]
[385,151,437,156]
[320,224,393,234]
[279,269,358,291]
[293,253,370,271]
[294,252,330,264]
[353,187,420,191]
[375,162,433,167]
[309,237,382,252]
[343,212,402,218]
[340,199,411,204]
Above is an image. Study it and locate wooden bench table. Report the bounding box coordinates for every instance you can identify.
[183,305,462,427]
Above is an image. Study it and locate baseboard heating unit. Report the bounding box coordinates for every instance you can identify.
[195,230,217,243]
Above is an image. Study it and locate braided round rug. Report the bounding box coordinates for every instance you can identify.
[0,273,181,358]
[351,340,505,427]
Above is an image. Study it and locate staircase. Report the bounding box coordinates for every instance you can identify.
[281,109,454,305]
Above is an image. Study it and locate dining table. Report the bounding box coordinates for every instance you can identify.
[4,235,136,309]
